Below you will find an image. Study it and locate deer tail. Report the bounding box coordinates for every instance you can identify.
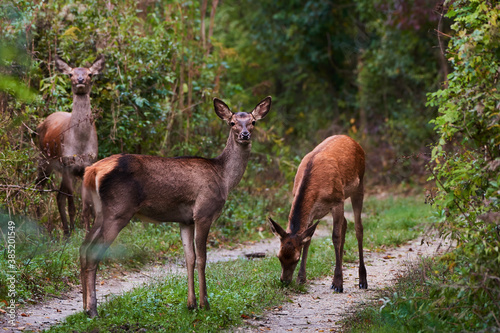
[83,165,98,191]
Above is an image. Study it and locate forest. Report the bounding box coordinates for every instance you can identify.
[1,0,499,332]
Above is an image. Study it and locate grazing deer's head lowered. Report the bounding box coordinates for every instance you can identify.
[269,135,367,292]
[269,218,319,283]
[36,55,105,236]
[80,96,271,318]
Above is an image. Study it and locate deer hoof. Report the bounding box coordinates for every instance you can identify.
[359,282,368,289]
[85,308,98,318]
[330,285,343,293]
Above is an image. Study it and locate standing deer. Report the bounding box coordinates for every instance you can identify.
[80,96,271,317]
[269,135,367,292]
[36,55,105,236]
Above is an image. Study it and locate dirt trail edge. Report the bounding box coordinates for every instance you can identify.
[4,214,449,332]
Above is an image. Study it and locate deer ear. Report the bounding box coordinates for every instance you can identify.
[251,96,272,121]
[300,221,319,244]
[213,98,233,122]
[55,56,73,75]
[89,54,105,75]
[269,217,287,240]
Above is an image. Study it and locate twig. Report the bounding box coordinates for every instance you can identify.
[434,29,452,39]
[0,184,71,196]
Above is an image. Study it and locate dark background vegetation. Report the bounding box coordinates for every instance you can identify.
[1,0,499,331]
[0,0,447,230]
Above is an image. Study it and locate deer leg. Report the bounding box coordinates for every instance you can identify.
[82,186,95,233]
[195,218,214,310]
[331,202,345,292]
[352,191,367,289]
[80,211,130,318]
[180,223,197,309]
[65,176,76,234]
[297,238,311,284]
[57,175,72,237]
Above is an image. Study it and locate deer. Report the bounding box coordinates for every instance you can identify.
[268,135,367,293]
[79,96,272,317]
[36,55,105,236]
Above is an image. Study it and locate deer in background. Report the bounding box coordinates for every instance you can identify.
[79,96,271,317]
[36,55,105,236]
[269,135,367,292]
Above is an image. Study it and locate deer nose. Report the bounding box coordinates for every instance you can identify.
[240,131,250,140]
[78,77,84,84]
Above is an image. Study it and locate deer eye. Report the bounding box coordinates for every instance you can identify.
[252,121,256,125]
[68,74,73,78]
[230,122,235,126]
[88,73,93,78]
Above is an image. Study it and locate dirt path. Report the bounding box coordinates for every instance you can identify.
[3,214,449,332]
[241,230,451,332]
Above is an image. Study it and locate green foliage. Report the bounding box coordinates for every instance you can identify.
[216,0,444,184]
[0,0,285,236]
[426,0,500,327]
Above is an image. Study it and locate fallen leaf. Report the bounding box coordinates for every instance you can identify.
[20,313,29,317]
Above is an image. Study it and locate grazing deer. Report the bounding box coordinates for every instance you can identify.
[269,135,367,292]
[79,96,271,317]
[36,55,105,236]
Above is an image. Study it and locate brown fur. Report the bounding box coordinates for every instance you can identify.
[79,97,271,317]
[269,135,367,291]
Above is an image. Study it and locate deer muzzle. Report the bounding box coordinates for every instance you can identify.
[239,131,251,141]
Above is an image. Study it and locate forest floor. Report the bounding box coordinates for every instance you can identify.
[5,213,451,332]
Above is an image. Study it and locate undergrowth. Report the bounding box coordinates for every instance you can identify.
[343,253,500,332]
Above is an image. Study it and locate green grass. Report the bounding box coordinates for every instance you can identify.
[40,195,433,332]
[48,258,289,332]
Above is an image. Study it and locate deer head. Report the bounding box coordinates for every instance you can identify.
[269,218,319,284]
[214,96,271,145]
[55,55,105,95]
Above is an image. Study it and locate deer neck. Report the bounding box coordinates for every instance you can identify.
[288,168,315,235]
[64,93,96,162]
[288,201,312,235]
[69,93,93,132]
[216,132,252,192]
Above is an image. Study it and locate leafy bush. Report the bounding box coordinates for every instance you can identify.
[423,0,500,328]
